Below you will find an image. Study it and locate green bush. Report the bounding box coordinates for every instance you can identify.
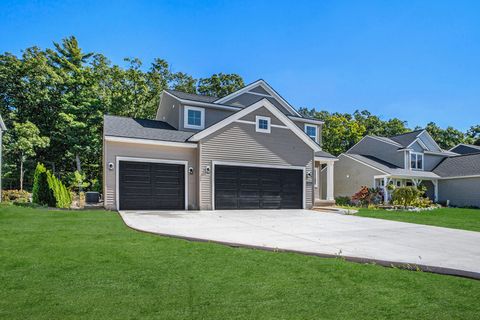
[335,196,351,206]
[391,186,424,207]
[46,171,72,209]
[32,163,53,206]
[1,189,31,203]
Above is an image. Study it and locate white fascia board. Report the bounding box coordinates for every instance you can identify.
[340,153,389,175]
[105,135,197,148]
[440,175,480,180]
[407,137,429,151]
[188,98,321,152]
[213,80,301,116]
[314,157,338,162]
[415,130,443,152]
[163,90,241,111]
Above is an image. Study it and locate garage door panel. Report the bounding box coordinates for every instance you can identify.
[215,165,302,210]
[119,161,185,210]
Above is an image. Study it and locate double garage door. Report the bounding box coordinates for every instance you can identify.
[214,165,303,210]
[118,161,303,210]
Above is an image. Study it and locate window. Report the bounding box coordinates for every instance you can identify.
[184,106,205,129]
[305,124,318,142]
[396,180,402,187]
[410,152,424,170]
[256,116,271,133]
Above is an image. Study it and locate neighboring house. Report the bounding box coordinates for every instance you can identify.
[450,143,480,155]
[103,80,337,211]
[334,129,480,207]
[0,115,6,202]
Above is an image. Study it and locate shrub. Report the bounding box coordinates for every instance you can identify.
[391,186,424,207]
[32,163,53,206]
[1,189,31,203]
[335,196,351,206]
[46,171,72,209]
[351,186,384,207]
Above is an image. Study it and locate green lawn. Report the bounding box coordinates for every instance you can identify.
[1,205,479,319]
[357,207,480,232]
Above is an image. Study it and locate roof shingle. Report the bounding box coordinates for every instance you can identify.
[433,153,480,177]
[103,115,194,143]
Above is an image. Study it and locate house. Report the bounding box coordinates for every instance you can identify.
[334,129,480,207]
[0,115,6,202]
[103,80,337,211]
[450,143,480,155]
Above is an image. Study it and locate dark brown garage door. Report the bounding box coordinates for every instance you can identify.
[214,165,303,210]
[119,161,185,210]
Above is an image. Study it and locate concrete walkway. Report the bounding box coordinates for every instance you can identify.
[119,209,480,278]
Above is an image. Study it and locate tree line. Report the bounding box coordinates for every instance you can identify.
[1,36,478,191]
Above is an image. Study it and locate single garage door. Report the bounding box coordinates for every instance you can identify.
[214,165,303,209]
[119,161,185,210]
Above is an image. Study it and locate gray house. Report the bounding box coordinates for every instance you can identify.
[334,130,480,207]
[103,80,337,211]
[0,115,6,201]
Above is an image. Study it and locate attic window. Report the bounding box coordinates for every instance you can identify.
[184,106,205,129]
[305,124,318,142]
[256,116,271,133]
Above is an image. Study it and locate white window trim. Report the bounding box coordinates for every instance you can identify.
[410,152,424,171]
[255,116,271,133]
[184,105,205,129]
[304,124,318,143]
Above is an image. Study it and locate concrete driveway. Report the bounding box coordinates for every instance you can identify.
[119,209,480,278]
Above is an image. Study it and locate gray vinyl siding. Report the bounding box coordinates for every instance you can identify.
[410,141,424,152]
[418,131,441,152]
[222,92,293,115]
[249,85,270,95]
[420,180,435,201]
[423,153,446,171]
[155,92,180,129]
[438,178,480,207]
[347,136,404,168]
[334,154,385,197]
[239,106,284,125]
[198,121,314,210]
[103,140,198,210]
[179,104,234,132]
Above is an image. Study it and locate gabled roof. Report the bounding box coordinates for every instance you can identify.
[389,129,425,147]
[104,115,194,142]
[0,115,6,131]
[433,153,480,178]
[188,98,322,152]
[213,79,301,117]
[449,143,480,155]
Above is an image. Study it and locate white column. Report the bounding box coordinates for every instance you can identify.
[433,179,439,203]
[383,177,388,203]
[326,161,334,201]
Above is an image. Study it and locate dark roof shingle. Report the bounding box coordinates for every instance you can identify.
[450,144,480,155]
[104,115,194,143]
[433,153,480,177]
[165,89,218,103]
[389,130,424,147]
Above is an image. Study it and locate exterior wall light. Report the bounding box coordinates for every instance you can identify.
[205,166,211,174]
[108,162,114,170]
[188,167,194,175]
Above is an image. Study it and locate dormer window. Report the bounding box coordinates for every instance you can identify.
[410,152,423,170]
[184,106,205,129]
[256,116,271,133]
[305,124,318,142]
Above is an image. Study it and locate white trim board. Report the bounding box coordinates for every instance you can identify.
[211,160,307,210]
[115,156,189,210]
[105,136,198,148]
[288,115,324,125]
[440,175,480,180]
[213,79,301,117]
[235,119,289,129]
[188,98,321,152]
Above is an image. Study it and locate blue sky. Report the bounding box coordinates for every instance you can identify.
[1,0,479,131]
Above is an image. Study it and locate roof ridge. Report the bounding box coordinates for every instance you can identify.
[388,129,424,138]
